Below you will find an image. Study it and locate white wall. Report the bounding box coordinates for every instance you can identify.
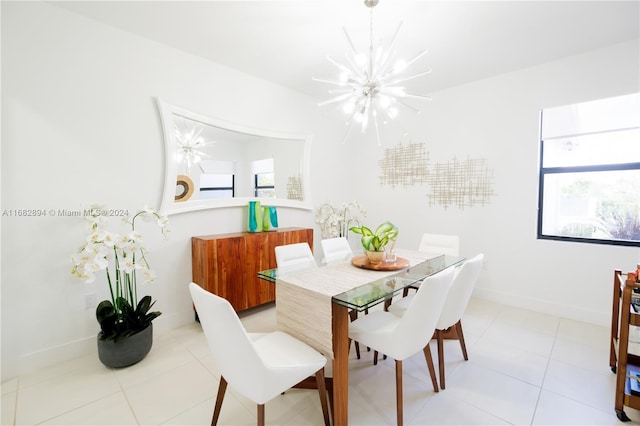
[343,39,640,327]
[0,1,350,380]
[2,1,639,381]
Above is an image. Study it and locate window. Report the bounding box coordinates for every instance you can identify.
[199,173,234,199]
[199,160,235,199]
[538,93,640,246]
[251,158,275,198]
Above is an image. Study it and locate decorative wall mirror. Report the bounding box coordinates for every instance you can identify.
[157,98,313,215]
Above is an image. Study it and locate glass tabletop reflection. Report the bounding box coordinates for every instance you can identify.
[258,254,465,312]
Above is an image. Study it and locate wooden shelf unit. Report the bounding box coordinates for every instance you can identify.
[191,227,313,312]
[610,268,640,422]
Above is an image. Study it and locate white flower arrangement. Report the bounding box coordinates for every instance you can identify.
[314,201,366,239]
[71,205,170,341]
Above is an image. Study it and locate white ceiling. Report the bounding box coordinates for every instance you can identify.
[51,1,639,100]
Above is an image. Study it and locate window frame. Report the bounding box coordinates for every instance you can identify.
[200,174,235,199]
[254,172,275,198]
[537,102,640,247]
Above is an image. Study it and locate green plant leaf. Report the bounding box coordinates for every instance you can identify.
[361,235,375,251]
[96,300,118,339]
[136,295,155,316]
[375,221,394,236]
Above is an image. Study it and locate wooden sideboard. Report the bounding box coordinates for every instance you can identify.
[192,227,314,311]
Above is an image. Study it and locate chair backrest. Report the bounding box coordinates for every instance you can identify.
[188,283,264,396]
[393,267,455,360]
[320,237,353,264]
[418,233,460,256]
[437,253,484,330]
[274,242,317,270]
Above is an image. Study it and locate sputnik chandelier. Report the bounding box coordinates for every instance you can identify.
[313,0,432,145]
[174,125,212,173]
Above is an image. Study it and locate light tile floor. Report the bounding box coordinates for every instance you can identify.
[2,298,637,425]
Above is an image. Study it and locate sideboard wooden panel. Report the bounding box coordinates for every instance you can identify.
[192,227,313,311]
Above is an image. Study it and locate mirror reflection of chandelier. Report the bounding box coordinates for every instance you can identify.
[314,0,432,145]
[174,125,212,173]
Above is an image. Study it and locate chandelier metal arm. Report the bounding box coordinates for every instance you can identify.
[343,53,367,82]
[374,22,403,77]
[379,48,429,82]
[342,27,360,56]
[372,106,382,146]
[383,69,433,86]
[312,77,349,86]
[402,93,433,101]
[396,99,422,113]
[326,55,355,75]
[317,91,358,107]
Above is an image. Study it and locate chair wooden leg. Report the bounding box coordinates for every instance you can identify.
[456,320,469,360]
[422,344,439,393]
[315,368,331,426]
[349,338,362,360]
[349,310,362,359]
[212,376,227,426]
[436,329,446,389]
[395,359,404,426]
[257,404,265,426]
[373,350,388,365]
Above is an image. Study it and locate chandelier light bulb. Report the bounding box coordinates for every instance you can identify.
[313,0,432,145]
[379,95,391,109]
[343,101,355,114]
[393,59,407,73]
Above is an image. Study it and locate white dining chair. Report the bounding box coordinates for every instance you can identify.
[418,233,460,256]
[189,282,330,426]
[396,233,461,300]
[349,267,455,426]
[320,236,353,265]
[274,242,317,272]
[387,253,484,389]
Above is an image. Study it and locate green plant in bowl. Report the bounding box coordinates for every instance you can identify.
[349,221,398,252]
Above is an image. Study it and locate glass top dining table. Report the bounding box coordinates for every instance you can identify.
[257,250,465,425]
[258,254,465,312]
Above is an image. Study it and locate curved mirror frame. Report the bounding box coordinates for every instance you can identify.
[157,98,313,215]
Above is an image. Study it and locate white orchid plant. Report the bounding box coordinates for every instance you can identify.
[314,201,367,239]
[71,205,170,341]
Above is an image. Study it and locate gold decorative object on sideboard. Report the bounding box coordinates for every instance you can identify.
[191,228,313,312]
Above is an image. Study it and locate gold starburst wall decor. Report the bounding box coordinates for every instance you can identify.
[378,142,495,209]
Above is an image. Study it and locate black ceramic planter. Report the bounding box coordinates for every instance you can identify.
[97,324,153,368]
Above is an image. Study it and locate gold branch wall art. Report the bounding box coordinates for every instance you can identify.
[379,142,495,209]
[378,142,430,188]
[426,157,495,209]
[287,175,304,201]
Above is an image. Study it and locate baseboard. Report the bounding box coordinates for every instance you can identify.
[472,287,609,327]
[1,310,195,381]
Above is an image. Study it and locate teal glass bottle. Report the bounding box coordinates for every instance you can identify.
[247,201,262,232]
